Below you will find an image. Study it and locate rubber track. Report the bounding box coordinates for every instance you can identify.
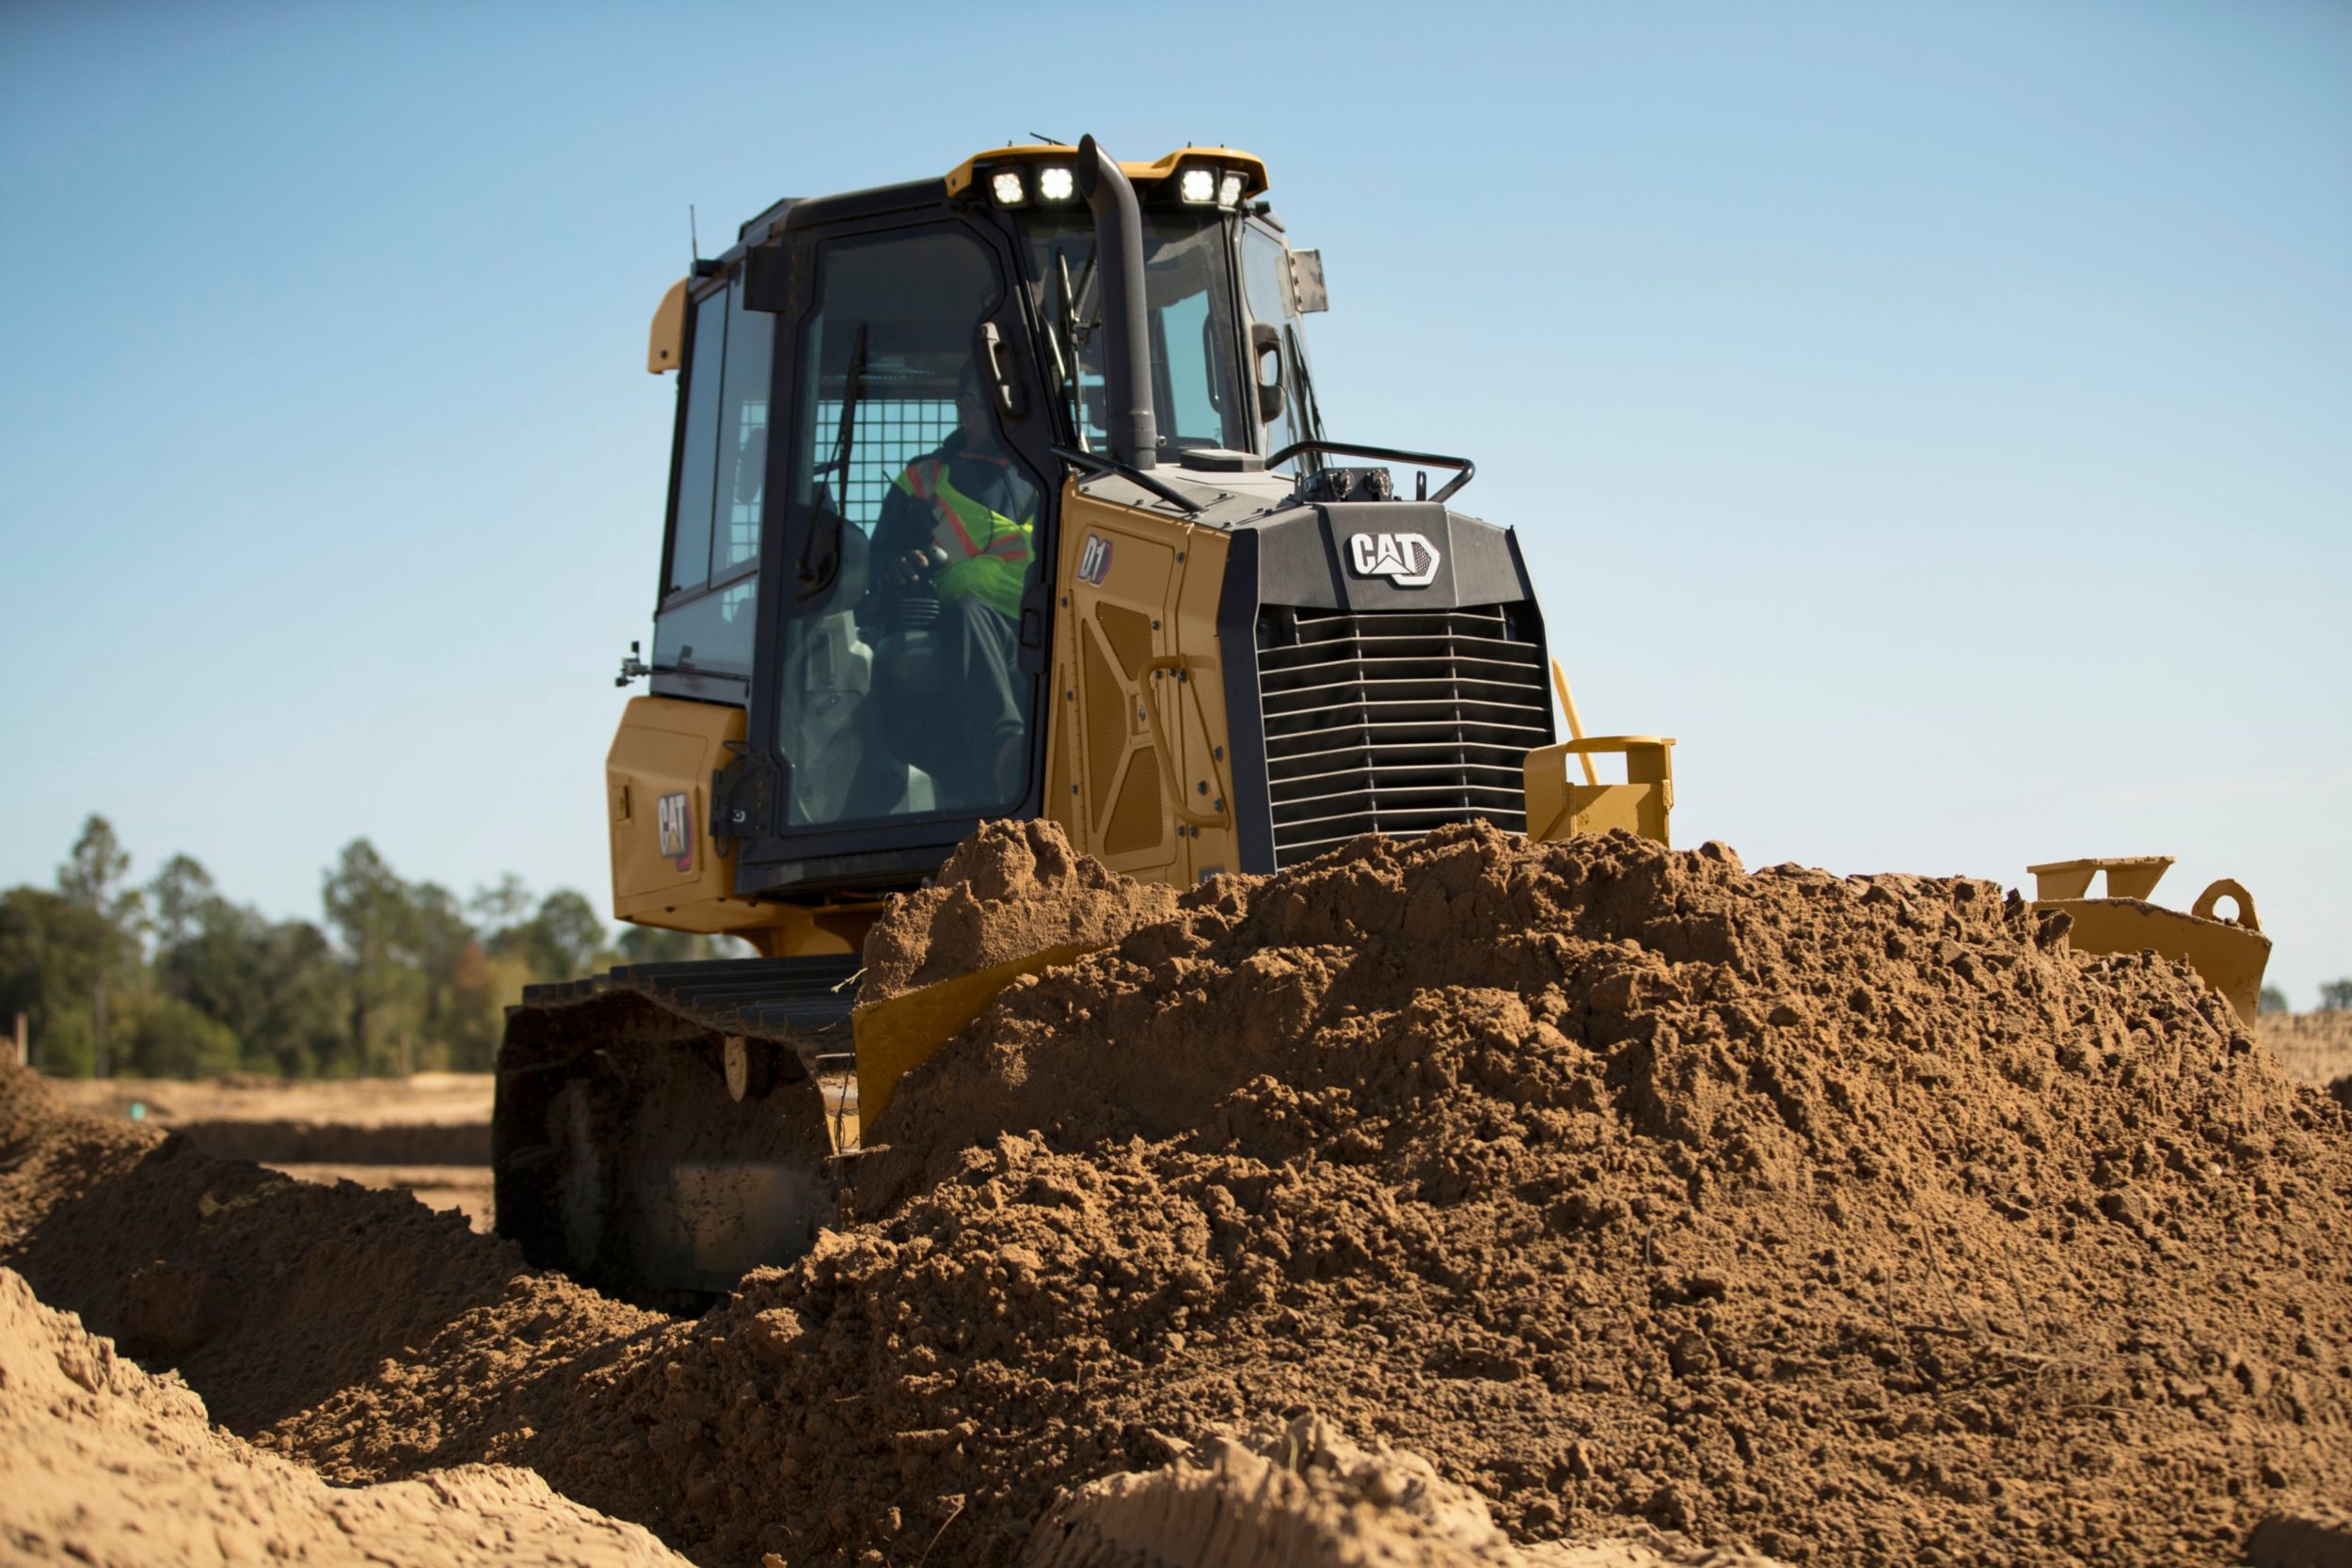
[514,955,865,1060]
[493,955,864,1300]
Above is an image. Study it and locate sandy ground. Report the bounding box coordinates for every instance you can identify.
[43,1073,498,1226]
[2260,1011,2352,1090]
[46,1071,493,1127]
[0,1266,691,1567]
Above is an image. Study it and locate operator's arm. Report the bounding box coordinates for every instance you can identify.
[870,470,933,587]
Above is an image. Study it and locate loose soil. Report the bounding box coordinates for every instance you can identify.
[4,822,2349,1568]
[0,1265,687,1567]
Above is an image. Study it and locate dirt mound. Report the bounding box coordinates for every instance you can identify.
[6,824,2351,1568]
[1023,1412,1782,1568]
[858,819,1182,1002]
[0,1060,647,1434]
[261,824,2347,1567]
[0,1266,689,1567]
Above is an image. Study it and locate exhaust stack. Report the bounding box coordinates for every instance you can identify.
[1075,136,1157,470]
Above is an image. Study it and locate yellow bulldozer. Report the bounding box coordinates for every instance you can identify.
[490,138,2270,1305]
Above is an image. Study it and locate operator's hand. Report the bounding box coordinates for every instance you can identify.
[890,549,932,587]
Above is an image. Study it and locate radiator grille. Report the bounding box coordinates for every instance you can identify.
[1256,604,1550,868]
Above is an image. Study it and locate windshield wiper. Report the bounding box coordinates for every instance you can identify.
[795,322,866,601]
[1285,323,1327,447]
[1054,249,1100,451]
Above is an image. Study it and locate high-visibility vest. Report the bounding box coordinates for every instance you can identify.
[893,456,1035,619]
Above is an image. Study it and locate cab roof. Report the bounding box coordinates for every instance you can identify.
[944,145,1269,202]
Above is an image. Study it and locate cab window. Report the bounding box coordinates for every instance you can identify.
[656,277,773,676]
[771,226,1044,827]
[1240,223,1315,467]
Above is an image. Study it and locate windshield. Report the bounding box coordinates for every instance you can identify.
[1018,212,1249,455]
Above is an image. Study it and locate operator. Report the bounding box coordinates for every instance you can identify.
[869,358,1039,802]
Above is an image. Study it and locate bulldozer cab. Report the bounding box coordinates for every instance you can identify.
[645,145,1315,897]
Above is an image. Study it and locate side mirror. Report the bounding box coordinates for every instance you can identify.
[1250,323,1284,423]
[1288,248,1329,314]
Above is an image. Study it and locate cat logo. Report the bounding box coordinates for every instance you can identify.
[1345,531,1441,589]
[1077,533,1113,586]
[656,791,692,871]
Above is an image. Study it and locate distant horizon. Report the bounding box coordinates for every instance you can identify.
[3,1,2344,1001]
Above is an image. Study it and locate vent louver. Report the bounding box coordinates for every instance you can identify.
[1255,605,1551,868]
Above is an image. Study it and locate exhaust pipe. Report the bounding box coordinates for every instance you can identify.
[1075,135,1157,470]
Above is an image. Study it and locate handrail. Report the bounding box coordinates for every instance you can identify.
[1264,438,1476,503]
[1051,444,1205,515]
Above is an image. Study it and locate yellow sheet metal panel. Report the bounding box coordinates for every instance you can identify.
[2026,858,2271,1023]
[2027,855,2173,902]
[606,696,773,936]
[1045,483,1239,884]
[1524,736,1677,847]
[647,277,688,374]
[2043,895,2272,1023]
[853,942,1105,1129]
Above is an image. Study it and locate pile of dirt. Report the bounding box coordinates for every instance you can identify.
[857,819,1181,1002]
[6,822,2350,1568]
[0,1060,648,1435]
[0,1266,688,1567]
[1022,1411,1782,1568]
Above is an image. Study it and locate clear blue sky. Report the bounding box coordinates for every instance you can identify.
[3,1,2346,1003]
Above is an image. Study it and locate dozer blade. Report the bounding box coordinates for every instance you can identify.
[492,956,860,1307]
[2028,857,2272,1023]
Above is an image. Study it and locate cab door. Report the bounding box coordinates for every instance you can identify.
[734,217,1057,893]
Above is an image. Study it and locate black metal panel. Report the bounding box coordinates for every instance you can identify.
[1246,503,1531,612]
[1256,603,1551,867]
[1216,530,1276,874]
[1213,504,1553,874]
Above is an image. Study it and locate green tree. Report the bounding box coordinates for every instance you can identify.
[0,886,103,1076]
[56,816,144,1077]
[157,895,350,1078]
[2258,984,2290,1015]
[469,874,533,937]
[2321,979,2352,1013]
[125,995,242,1078]
[148,854,216,995]
[243,918,350,1077]
[518,890,611,981]
[322,839,419,1075]
[403,880,478,1071]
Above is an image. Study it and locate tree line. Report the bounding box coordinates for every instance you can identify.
[0,815,741,1079]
